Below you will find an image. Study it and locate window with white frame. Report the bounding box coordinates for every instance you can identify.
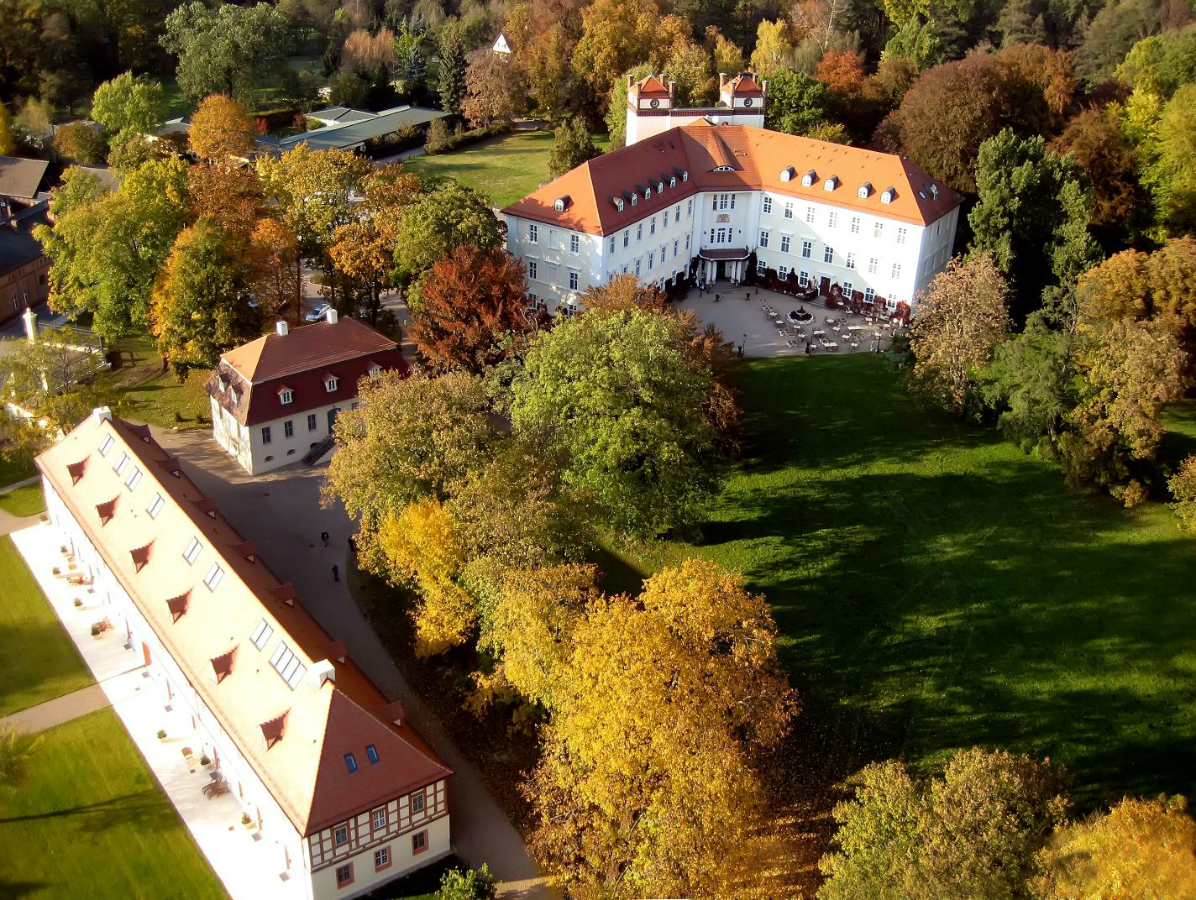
[673,239,678,257]
[374,848,389,870]
[868,257,878,274]
[779,235,790,253]
[865,287,876,302]
[569,270,579,290]
[372,808,387,830]
[569,234,579,253]
[623,230,629,247]
[842,281,853,296]
[873,222,883,238]
[334,825,349,846]
[609,236,615,254]
[269,641,307,689]
[203,562,224,591]
[897,227,907,244]
[799,270,810,287]
[527,260,537,280]
[412,792,425,812]
[759,230,769,248]
[778,265,789,279]
[99,434,114,456]
[891,263,902,279]
[636,223,642,241]
[850,216,860,234]
[183,536,202,565]
[113,452,128,476]
[528,223,538,243]
[784,202,793,219]
[336,864,353,887]
[649,216,656,235]
[757,259,767,275]
[823,246,834,264]
[763,196,772,214]
[801,240,812,258]
[846,252,856,269]
[262,426,272,444]
[124,466,141,491]
[412,831,427,854]
[635,259,641,276]
[828,212,838,228]
[284,420,293,438]
[674,204,680,223]
[280,389,292,405]
[686,198,692,216]
[147,493,165,519]
[324,376,338,392]
[648,251,655,269]
[805,205,815,223]
[685,234,691,250]
[251,618,274,650]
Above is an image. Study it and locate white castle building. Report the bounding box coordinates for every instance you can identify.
[501,73,963,315]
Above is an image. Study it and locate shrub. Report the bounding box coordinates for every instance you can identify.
[73,597,83,608]
[53,121,107,164]
[1169,455,1196,531]
[435,864,499,900]
[157,729,167,739]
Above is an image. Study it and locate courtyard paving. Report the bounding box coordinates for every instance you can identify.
[679,283,903,357]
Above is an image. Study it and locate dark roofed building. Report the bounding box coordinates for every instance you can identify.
[0,156,50,215]
[0,201,51,327]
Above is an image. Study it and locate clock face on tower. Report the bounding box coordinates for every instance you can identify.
[649,98,660,108]
[743,97,754,107]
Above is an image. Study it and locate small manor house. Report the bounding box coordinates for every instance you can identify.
[502,72,963,313]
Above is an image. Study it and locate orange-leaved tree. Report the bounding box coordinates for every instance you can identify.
[189,94,257,162]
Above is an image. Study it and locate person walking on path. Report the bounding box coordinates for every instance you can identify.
[321,531,329,547]
[332,564,339,582]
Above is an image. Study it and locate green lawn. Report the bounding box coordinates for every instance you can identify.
[103,335,211,430]
[615,355,1196,808]
[0,455,35,489]
[0,536,92,717]
[0,708,227,900]
[404,132,612,209]
[0,482,46,517]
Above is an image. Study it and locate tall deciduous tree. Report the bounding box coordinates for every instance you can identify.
[91,72,168,141]
[1059,316,1187,506]
[462,49,526,128]
[150,220,258,373]
[750,19,795,74]
[765,69,836,135]
[548,117,599,178]
[247,218,301,324]
[605,63,653,149]
[161,2,294,103]
[818,748,1069,900]
[1051,106,1147,237]
[1148,82,1196,236]
[408,246,531,373]
[395,181,504,290]
[34,158,192,340]
[510,308,722,538]
[1035,795,1196,898]
[188,94,257,162]
[571,0,663,96]
[528,559,795,900]
[909,254,1011,419]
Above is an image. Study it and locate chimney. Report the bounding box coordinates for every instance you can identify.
[93,406,112,423]
[309,659,336,688]
[275,320,289,336]
[22,306,37,342]
[627,73,635,88]
[668,79,676,102]
[326,308,338,325]
[719,72,728,89]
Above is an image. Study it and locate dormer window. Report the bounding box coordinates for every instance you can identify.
[554,196,570,212]
[780,166,795,182]
[630,193,638,206]
[325,376,338,393]
[713,165,734,172]
[858,183,872,199]
[881,187,895,204]
[669,176,676,188]
[644,186,652,199]
[279,388,293,405]
[681,170,688,182]
[824,176,839,191]
[653,179,664,192]
[801,170,816,187]
[368,364,381,377]
[612,196,625,211]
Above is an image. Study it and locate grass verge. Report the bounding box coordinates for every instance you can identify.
[0,708,227,900]
[0,535,93,717]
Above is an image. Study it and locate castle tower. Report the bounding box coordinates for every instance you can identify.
[624,72,768,147]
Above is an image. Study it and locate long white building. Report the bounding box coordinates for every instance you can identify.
[502,74,962,315]
[37,410,452,899]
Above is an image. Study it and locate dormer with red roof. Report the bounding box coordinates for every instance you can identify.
[205,316,406,476]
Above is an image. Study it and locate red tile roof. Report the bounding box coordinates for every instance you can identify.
[207,317,406,426]
[502,122,964,235]
[37,413,451,837]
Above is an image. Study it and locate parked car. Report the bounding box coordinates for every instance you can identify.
[304,303,330,323]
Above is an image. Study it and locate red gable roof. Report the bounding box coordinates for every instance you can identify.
[502,122,964,235]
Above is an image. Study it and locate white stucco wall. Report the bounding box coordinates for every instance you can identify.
[210,399,353,476]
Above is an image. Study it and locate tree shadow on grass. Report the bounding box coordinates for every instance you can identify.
[0,788,179,832]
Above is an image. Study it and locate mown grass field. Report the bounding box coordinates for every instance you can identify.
[0,482,46,517]
[614,354,1196,807]
[403,131,612,209]
[0,536,92,717]
[0,709,227,900]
